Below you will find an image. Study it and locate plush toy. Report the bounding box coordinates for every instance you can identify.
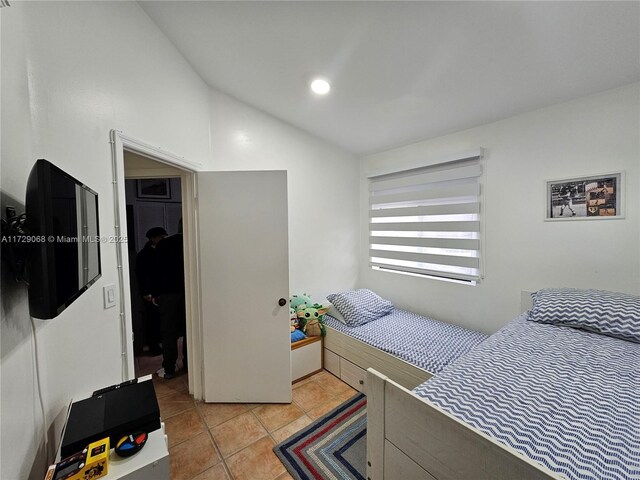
[291,329,306,342]
[290,307,306,342]
[297,305,330,337]
[290,294,313,312]
[304,319,322,337]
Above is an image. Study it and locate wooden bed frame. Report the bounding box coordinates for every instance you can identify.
[324,324,432,391]
[366,291,563,480]
[366,370,561,480]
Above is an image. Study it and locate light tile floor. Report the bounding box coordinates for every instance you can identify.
[150,368,358,480]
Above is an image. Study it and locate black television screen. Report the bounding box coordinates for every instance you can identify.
[26,159,101,319]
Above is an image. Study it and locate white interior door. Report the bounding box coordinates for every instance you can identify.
[197,170,291,403]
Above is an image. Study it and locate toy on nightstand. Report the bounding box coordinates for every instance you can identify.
[297,305,330,337]
[291,308,306,342]
[290,293,330,337]
[290,294,313,312]
[290,307,306,342]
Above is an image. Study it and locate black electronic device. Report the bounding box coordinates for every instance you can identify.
[26,159,101,319]
[92,378,138,397]
[61,379,159,458]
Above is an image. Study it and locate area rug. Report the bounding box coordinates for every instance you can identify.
[273,393,367,480]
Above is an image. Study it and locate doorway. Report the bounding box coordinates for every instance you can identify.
[124,151,188,381]
[111,130,203,398]
[124,173,184,378]
[111,130,291,403]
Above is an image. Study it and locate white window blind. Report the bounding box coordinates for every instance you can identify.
[368,153,482,284]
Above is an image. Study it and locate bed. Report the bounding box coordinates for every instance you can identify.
[367,288,640,480]
[322,289,487,390]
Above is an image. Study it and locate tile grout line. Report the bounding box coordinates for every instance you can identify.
[160,370,353,480]
[247,409,288,480]
[193,398,235,480]
[249,408,273,441]
[214,398,313,478]
[161,374,234,480]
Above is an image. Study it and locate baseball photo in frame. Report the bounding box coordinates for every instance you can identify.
[546,172,623,220]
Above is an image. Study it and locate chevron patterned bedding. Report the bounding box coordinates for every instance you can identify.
[413,314,640,480]
[529,288,640,343]
[324,309,487,374]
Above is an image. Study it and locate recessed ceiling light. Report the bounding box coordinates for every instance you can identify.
[310,78,331,95]
[234,130,252,147]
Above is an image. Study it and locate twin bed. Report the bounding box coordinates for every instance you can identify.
[323,308,486,389]
[322,288,640,480]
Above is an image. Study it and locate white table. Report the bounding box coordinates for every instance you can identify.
[56,375,169,480]
[105,425,169,480]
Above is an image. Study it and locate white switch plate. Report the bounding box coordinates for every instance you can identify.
[104,284,117,309]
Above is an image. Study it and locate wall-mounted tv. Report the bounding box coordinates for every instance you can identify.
[26,159,101,319]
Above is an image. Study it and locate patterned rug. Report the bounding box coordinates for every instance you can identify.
[273,393,367,480]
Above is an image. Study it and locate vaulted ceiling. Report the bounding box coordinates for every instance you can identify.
[139,1,640,155]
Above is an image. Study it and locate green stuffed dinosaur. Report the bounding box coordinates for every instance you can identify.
[290,293,313,312]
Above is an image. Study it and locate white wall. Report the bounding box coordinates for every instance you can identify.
[1,3,359,478]
[1,3,210,479]
[360,83,640,334]
[209,89,360,300]
[4,2,634,479]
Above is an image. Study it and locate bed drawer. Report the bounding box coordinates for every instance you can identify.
[340,357,366,393]
[324,348,340,377]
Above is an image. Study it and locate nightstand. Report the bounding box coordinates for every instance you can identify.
[291,336,322,382]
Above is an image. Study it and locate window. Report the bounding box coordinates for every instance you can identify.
[368,152,483,285]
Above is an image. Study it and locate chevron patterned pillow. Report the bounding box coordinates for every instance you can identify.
[528,288,640,343]
[326,289,394,327]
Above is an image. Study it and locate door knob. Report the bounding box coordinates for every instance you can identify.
[278,298,287,307]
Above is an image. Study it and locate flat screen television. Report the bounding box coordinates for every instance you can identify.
[26,159,101,319]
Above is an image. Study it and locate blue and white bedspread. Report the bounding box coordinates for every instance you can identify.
[413,314,640,480]
[324,309,487,374]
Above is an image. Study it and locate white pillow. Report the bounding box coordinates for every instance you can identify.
[325,302,347,324]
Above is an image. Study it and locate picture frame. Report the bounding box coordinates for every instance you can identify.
[137,179,171,199]
[545,172,624,221]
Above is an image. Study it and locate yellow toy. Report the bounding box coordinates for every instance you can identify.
[44,437,109,480]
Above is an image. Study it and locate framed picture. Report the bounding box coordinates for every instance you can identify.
[137,179,171,199]
[546,172,624,221]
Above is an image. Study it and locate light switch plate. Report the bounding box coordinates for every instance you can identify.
[104,284,117,309]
